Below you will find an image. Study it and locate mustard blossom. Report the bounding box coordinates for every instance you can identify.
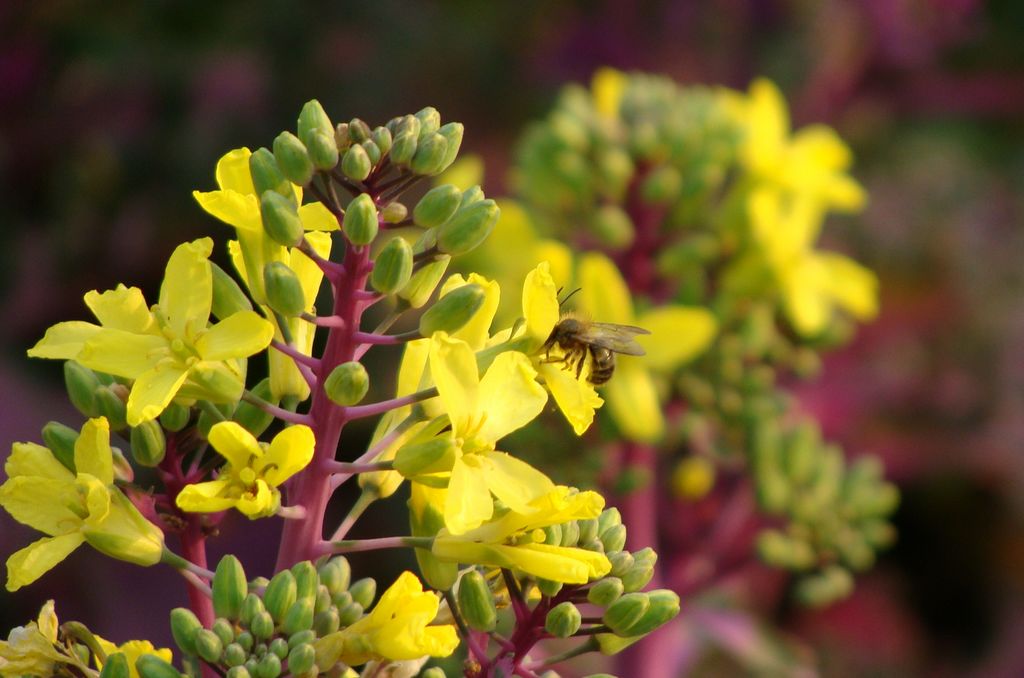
[175,421,315,519]
[0,601,65,677]
[27,238,274,425]
[96,639,173,678]
[314,571,458,668]
[0,418,165,591]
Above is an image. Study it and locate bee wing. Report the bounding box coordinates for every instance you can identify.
[578,322,650,356]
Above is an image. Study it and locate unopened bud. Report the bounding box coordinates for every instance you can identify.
[419,283,485,336]
[398,255,450,308]
[41,421,77,471]
[250,611,275,640]
[334,123,351,152]
[264,569,298,623]
[287,630,315,650]
[415,107,441,135]
[212,555,248,621]
[194,629,224,664]
[755,529,816,570]
[380,201,408,223]
[607,551,634,578]
[210,262,253,321]
[348,577,377,609]
[313,608,340,636]
[291,561,319,601]
[130,419,166,467]
[337,601,363,626]
[347,118,371,143]
[371,237,413,294]
[318,556,351,595]
[459,185,485,208]
[795,566,853,607]
[232,378,277,438]
[598,507,621,534]
[413,184,462,228]
[371,126,392,154]
[99,653,130,678]
[543,524,563,547]
[235,631,254,653]
[281,598,314,636]
[619,589,679,636]
[314,585,332,614]
[223,642,246,667]
[578,518,599,544]
[361,139,381,166]
[261,191,303,247]
[600,524,627,553]
[240,593,265,627]
[286,644,315,675]
[410,133,448,176]
[263,262,306,317]
[307,131,339,171]
[394,436,457,477]
[592,205,635,250]
[545,601,582,638]
[457,570,497,632]
[389,130,418,166]
[537,578,562,597]
[249,148,292,199]
[603,592,649,636]
[96,386,128,431]
[135,655,184,678]
[324,361,369,406]
[65,361,100,417]
[436,199,499,255]
[273,132,313,186]
[621,548,656,593]
[226,667,250,678]
[340,144,371,182]
[169,607,202,656]
[297,100,333,149]
[587,577,624,606]
[436,122,464,173]
[254,652,281,678]
[640,165,682,204]
[342,193,378,245]
[561,520,580,546]
[420,669,446,678]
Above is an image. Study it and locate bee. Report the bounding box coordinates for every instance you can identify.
[541,314,650,386]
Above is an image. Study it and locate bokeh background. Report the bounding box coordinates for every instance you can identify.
[2,1,1023,675]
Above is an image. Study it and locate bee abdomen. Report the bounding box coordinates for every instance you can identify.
[588,347,615,385]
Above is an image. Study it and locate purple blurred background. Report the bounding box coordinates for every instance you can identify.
[2,1,1023,674]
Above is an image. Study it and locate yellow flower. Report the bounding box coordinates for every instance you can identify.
[0,419,165,591]
[739,79,866,212]
[96,639,173,678]
[0,601,65,677]
[576,252,717,442]
[314,571,458,668]
[592,67,628,119]
[739,187,878,336]
[432,486,612,584]
[28,238,274,425]
[430,333,553,535]
[175,421,314,519]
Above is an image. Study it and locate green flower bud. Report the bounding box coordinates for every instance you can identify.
[459,185,485,208]
[560,520,580,547]
[223,643,247,667]
[413,185,462,228]
[340,144,372,182]
[543,524,563,547]
[290,561,319,601]
[578,518,599,544]
[313,608,340,636]
[334,123,352,152]
[420,669,447,678]
[755,529,816,570]
[348,118,372,143]
[260,191,303,247]
[619,590,680,637]
[372,126,392,154]
[835,530,874,571]
[135,655,184,678]
[380,201,408,224]
[342,193,378,245]
[169,608,202,656]
[314,585,332,614]
[640,165,682,204]
[254,652,281,678]
[194,629,224,664]
[795,566,853,607]
[389,130,418,166]
[297,100,333,148]
[307,131,339,171]
[598,507,622,534]
[249,147,292,199]
[287,630,315,650]
[232,378,277,438]
[545,601,582,638]
[413,227,437,253]
[600,524,628,553]
[457,570,497,632]
[621,548,657,593]
[324,361,370,406]
[212,556,247,621]
[235,631,254,653]
[240,593,265,628]
[264,262,306,318]
[273,132,313,186]
[587,577,624,606]
[156,402,189,432]
[337,601,363,626]
[436,122,464,172]
[268,638,289,659]
[410,133,449,176]
[264,569,298,623]
[96,386,128,431]
[318,556,351,595]
[331,590,352,609]
[862,519,897,550]
[99,652,130,678]
[592,205,635,250]
[65,361,101,417]
[784,421,820,486]
[281,598,314,636]
[419,283,485,336]
[536,578,562,597]
[394,437,457,478]
[110,446,134,483]
[361,139,382,166]
[250,611,275,641]
[130,419,166,467]
[225,667,251,678]
[436,199,499,255]
[212,618,236,647]
[415,107,441,136]
[398,255,450,308]
[370,237,414,294]
[348,577,377,609]
[286,644,315,676]
[41,421,77,472]
[607,551,634,578]
[603,592,650,636]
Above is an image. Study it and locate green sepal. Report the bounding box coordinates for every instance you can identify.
[324,362,370,406]
[263,262,306,317]
[41,421,77,472]
[98,652,131,678]
[135,655,184,678]
[260,192,303,247]
[212,555,248,621]
[618,589,679,637]
[285,644,315,676]
[397,255,450,308]
[194,629,223,664]
[273,132,313,186]
[249,148,291,199]
[456,570,497,632]
[255,652,282,678]
[409,133,448,176]
[603,592,649,636]
[281,598,314,636]
[380,201,408,224]
[436,199,499,255]
[95,386,128,431]
[211,262,253,321]
[600,524,627,553]
[436,122,464,172]
[65,361,101,417]
[419,283,485,336]
[232,378,277,438]
[389,130,418,166]
[297,100,333,149]
[415,107,441,136]
[347,118,371,143]
[371,126,392,154]
[290,561,319,601]
[340,144,371,182]
[130,419,167,467]
[318,556,351,596]
[370,237,414,294]
[342,193,378,245]
[308,131,339,171]
[545,601,582,638]
[394,437,457,478]
[413,184,462,229]
[587,577,624,607]
[264,569,298,623]
[348,577,377,609]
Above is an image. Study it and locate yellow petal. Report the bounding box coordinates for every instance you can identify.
[298,201,339,231]
[444,456,494,535]
[195,311,274,361]
[207,421,262,469]
[235,479,276,518]
[592,67,627,119]
[482,450,554,514]
[521,262,561,348]
[84,285,154,333]
[603,359,664,442]
[429,334,479,438]
[73,418,113,486]
[477,351,547,443]
[175,479,237,514]
[538,363,603,435]
[5,442,73,482]
[292,231,332,309]
[77,329,168,379]
[193,189,262,232]
[261,425,315,486]
[126,364,190,426]
[781,257,831,337]
[214,148,256,194]
[159,238,213,339]
[27,321,102,360]
[5,533,85,591]
[578,253,635,325]
[634,306,717,371]
[742,78,789,175]
[820,252,879,321]
[82,490,164,566]
[504,542,610,583]
[0,477,82,535]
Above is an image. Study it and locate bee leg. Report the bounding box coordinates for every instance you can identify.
[576,350,587,379]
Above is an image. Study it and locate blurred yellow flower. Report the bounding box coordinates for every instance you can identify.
[0,601,65,677]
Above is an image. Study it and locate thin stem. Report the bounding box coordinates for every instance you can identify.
[302,312,346,328]
[353,329,421,345]
[529,638,600,668]
[178,569,213,598]
[326,460,393,474]
[270,339,322,368]
[196,400,227,424]
[277,504,308,520]
[307,180,344,219]
[298,236,345,280]
[379,174,423,203]
[502,568,531,624]
[241,391,312,425]
[319,535,431,556]
[329,168,365,196]
[328,488,378,542]
[344,387,438,420]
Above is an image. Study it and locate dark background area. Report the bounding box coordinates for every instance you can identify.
[2,1,1024,675]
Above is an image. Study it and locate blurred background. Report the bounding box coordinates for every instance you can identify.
[2,1,1023,675]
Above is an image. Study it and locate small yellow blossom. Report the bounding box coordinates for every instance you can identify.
[0,419,165,591]
[314,571,458,668]
[96,639,173,678]
[432,486,612,584]
[176,422,315,519]
[592,67,628,119]
[28,238,274,425]
[0,601,66,677]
